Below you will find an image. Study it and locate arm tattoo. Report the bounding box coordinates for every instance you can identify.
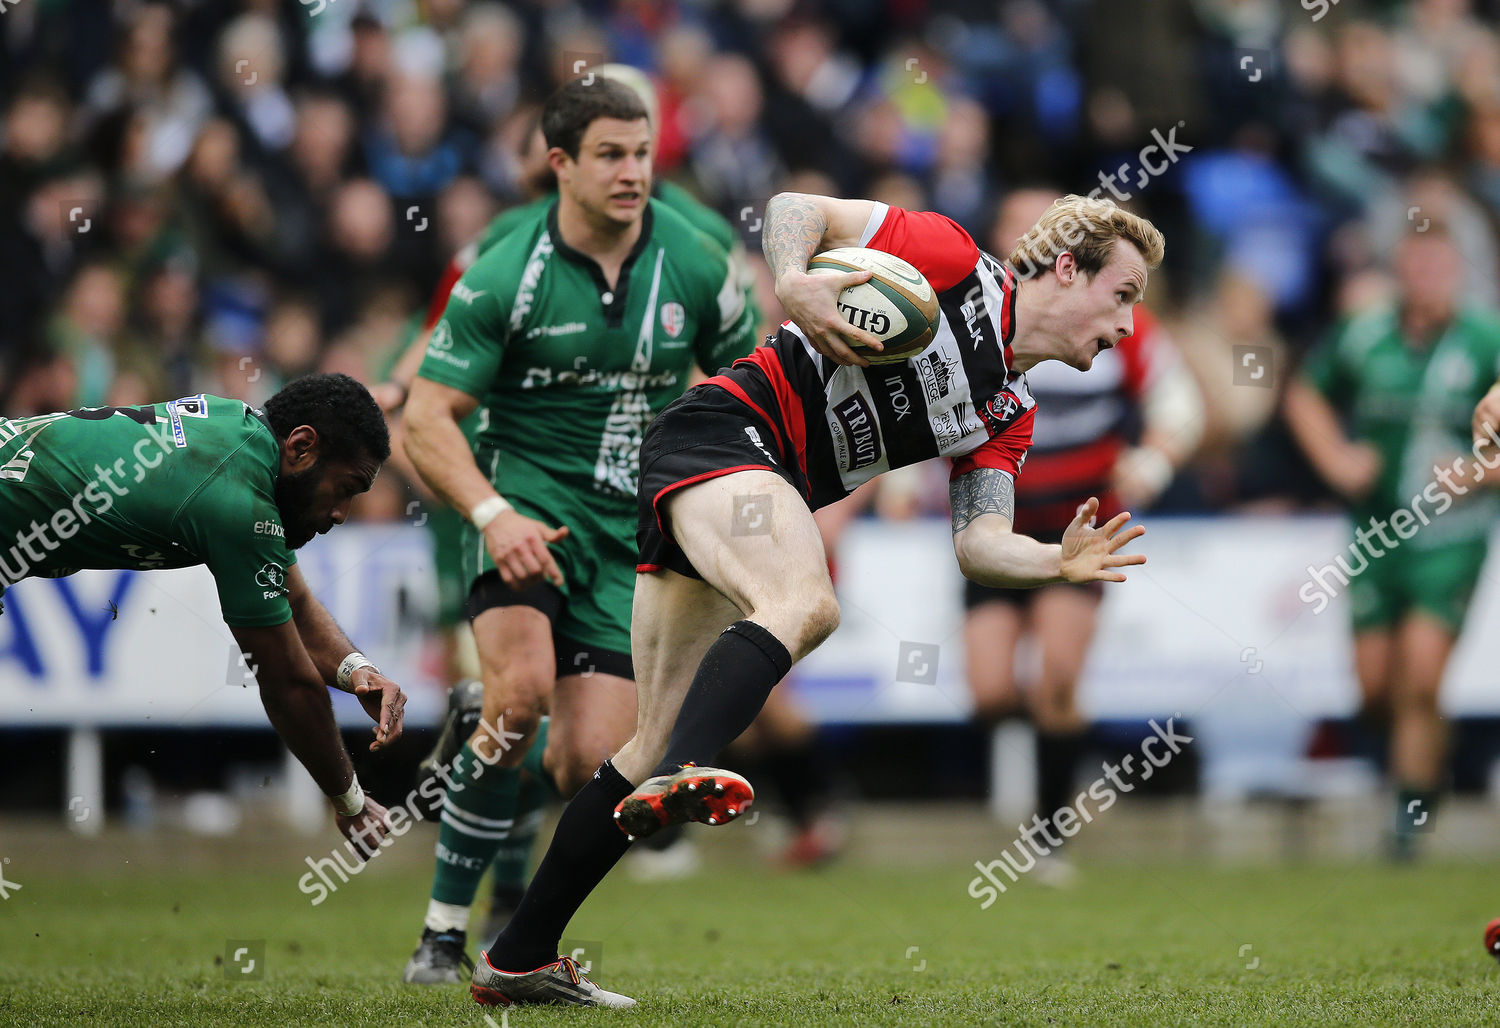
[762,193,829,282]
[949,468,1015,534]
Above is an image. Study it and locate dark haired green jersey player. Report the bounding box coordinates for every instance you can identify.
[376,103,762,971]
[399,76,755,985]
[0,376,408,855]
[1287,227,1500,859]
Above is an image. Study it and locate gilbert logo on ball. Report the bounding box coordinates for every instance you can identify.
[807,247,940,364]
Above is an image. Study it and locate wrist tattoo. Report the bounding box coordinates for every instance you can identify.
[950,468,1015,533]
[762,193,828,280]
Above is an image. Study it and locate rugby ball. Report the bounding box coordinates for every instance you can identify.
[807,247,940,364]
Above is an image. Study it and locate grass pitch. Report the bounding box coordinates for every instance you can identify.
[1,827,1497,1027]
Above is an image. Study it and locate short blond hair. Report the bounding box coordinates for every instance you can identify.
[1007,194,1164,280]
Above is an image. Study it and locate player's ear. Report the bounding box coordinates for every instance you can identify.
[282,425,320,470]
[546,146,572,177]
[1054,251,1077,284]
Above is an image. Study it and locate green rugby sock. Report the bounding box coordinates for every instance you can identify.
[520,716,559,796]
[429,742,521,909]
[490,773,549,909]
[490,718,556,908]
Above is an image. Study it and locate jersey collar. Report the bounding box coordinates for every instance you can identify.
[546,200,655,328]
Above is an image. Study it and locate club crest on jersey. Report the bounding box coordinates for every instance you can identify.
[978,391,1022,434]
[659,302,686,339]
[255,562,287,596]
[429,320,454,351]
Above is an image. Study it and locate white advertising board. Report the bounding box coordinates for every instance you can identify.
[3,517,1499,729]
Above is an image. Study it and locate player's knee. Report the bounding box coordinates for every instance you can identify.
[792,590,841,656]
[474,688,546,764]
[1032,704,1082,735]
[1391,681,1442,715]
[970,695,1021,727]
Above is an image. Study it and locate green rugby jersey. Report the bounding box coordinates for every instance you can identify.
[1302,305,1500,546]
[477,180,760,329]
[418,198,757,511]
[0,396,296,626]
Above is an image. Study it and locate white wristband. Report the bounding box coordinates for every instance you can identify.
[469,495,513,531]
[337,651,377,690]
[331,776,364,817]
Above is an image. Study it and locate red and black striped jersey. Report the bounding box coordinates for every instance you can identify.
[702,203,1036,510]
[1011,307,1163,536]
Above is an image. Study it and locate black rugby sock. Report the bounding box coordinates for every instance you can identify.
[1036,728,1089,842]
[486,759,635,971]
[652,620,794,775]
[486,622,794,969]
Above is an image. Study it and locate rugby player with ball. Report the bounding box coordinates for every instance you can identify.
[469,192,1164,1007]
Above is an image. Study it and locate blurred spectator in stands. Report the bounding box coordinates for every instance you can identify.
[436,175,499,260]
[0,81,88,358]
[761,17,860,186]
[262,296,323,389]
[327,13,394,125]
[1303,21,1446,216]
[0,78,75,213]
[175,118,276,282]
[80,2,212,181]
[688,52,785,210]
[127,257,202,399]
[475,103,545,201]
[936,0,1080,174]
[314,178,398,334]
[1174,269,1290,509]
[654,23,715,174]
[48,263,133,408]
[265,92,360,279]
[450,4,525,137]
[1464,104,1500,217]
[363,72,466,206]
[863,170,928,213]
[1370,171,1498,309]
[931,95,993,234]
[215,13,297,160]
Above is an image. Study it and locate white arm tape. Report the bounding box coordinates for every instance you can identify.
[336,651,377,691]
[469,495,514,531]
[330,776,364,817]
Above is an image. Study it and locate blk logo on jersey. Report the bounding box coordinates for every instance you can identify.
[659,302,685,339]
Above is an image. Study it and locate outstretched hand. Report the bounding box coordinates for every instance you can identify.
[1059,497,1146,584]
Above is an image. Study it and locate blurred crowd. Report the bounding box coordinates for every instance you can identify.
[6,0,1500,516]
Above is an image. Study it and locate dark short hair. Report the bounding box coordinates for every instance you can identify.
[264,372,391,465]
[541,77,648,160]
